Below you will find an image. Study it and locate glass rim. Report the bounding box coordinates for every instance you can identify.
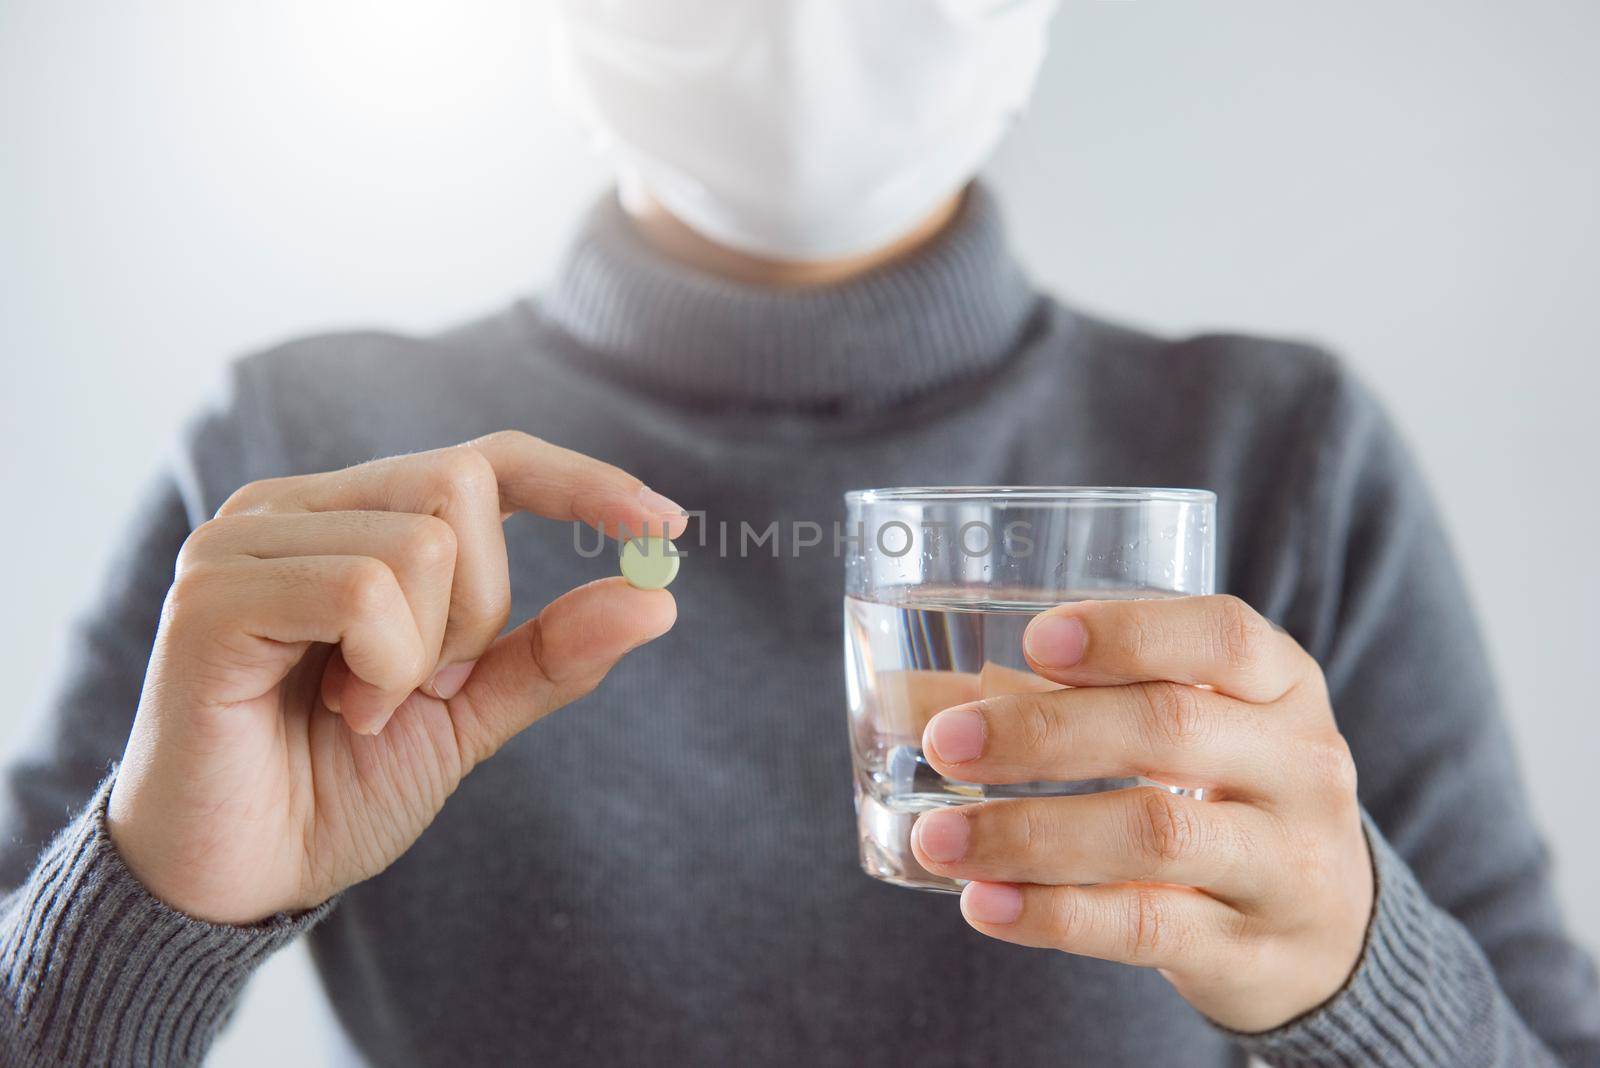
[843,485,1215,505]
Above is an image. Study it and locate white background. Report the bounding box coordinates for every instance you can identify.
[3,2,1596,1063]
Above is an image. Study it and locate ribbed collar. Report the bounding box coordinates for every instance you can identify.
[541,184,1041,411]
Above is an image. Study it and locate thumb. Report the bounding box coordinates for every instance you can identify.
[446,576,676,769]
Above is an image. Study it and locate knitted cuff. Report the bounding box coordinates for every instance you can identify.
[0,773,335,1067]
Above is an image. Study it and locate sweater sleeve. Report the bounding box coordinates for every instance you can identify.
[1229,364,1600,1065]
[0,363,318,1066]
[0,774,332,1067]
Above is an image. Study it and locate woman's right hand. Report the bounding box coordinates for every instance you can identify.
[107,431,686,925]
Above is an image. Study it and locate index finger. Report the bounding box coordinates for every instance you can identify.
[225,430,687,540]
[221,431,687,678]
[467,430,689,540]
[1021,594,1314,703]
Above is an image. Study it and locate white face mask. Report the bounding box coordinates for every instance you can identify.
[551,0,1059,262]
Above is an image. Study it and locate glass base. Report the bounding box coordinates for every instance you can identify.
[855,777,1209,894]
[856,787,967,893]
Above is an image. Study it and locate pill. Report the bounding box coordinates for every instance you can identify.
[619,536,680,590]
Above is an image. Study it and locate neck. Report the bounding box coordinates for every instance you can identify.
[618,185,967,289]
[544,182,1037,410]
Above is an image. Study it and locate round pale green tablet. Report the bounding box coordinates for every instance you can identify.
[619,536,680,590]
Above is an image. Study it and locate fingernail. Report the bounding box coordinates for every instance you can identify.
[1025,614,1087,669]
[914,809,971,864]
[963,882,1024,925]
[926,707,986,764]
[428,660,477,700]
[637,485,685,516]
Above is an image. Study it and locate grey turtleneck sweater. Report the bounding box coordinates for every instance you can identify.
[2,187,1597,1067]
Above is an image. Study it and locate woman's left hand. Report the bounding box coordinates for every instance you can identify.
[912,595,1374,1033]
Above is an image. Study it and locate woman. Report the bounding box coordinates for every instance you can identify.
[3,2,1596,1064]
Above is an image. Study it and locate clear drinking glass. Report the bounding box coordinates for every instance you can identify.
[843,487,1217,893]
